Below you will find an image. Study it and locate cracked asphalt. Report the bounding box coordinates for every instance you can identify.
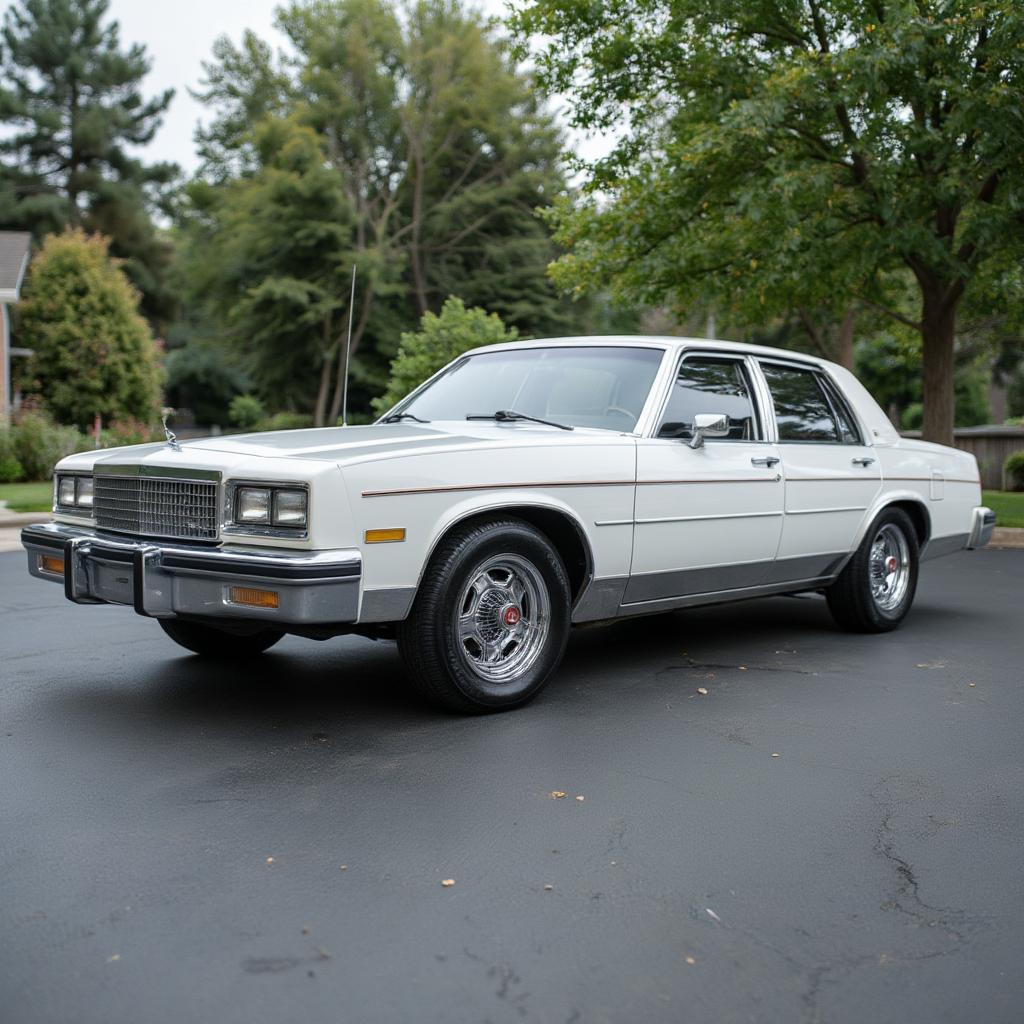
[1,548,1022,1024]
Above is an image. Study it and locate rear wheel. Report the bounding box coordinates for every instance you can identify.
[397,518,571,713]
[826,507,920,633]
[159,619,284,657]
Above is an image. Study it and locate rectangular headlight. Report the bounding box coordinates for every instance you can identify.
[237,487,271,523]
[57,476,77,507]
[273,490,307,527]
[77,477,94,508]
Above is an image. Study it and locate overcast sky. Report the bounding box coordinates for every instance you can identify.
[2,0,604,174]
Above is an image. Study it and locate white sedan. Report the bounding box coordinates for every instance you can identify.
[23,337,995,712]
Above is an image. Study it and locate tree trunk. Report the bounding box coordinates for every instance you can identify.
[836,307,855,370]
[920,288,957,446]
[314,351,334,427]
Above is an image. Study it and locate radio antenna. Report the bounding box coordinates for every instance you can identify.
[342,264,357,427]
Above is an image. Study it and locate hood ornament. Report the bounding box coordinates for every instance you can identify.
[161,407,182,452]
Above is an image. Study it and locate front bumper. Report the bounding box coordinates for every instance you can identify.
[22,522,361,625]
[967,506,996,550]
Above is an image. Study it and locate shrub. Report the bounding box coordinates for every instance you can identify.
[371,297,519,416]
[230,394,266,431]
[100,418,162,448]
[165,340,250,426]
[1004,451,1024,492]
[17,230,162,428]
[262,411,314,431]
[0,430,24,482]
[10,410,85,481]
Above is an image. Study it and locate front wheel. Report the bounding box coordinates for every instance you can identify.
[397,518,571,713]
[826,507,920,633]
[159,619,285,657]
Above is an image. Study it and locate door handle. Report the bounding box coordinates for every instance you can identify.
[851,456,876,467]
[751,456,780,467]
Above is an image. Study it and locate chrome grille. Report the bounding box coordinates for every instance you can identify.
[94,475,219,540]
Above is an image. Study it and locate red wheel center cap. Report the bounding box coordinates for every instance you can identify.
[886,556,898,573]
[502,606,521,627]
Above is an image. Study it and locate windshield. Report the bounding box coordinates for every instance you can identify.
[393,346,664,432]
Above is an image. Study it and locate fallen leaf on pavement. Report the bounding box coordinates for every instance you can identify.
[543,884,554,891]
[771,752,781,758]
[706,908,721,922]
[266,857,274,865]
[575,795,585,802]
[697,687,708,695]
[441,879,455,887]
[684,955,696,965]
[550,791,566,799]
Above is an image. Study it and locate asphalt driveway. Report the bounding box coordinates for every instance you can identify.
[1,548,1022,1024]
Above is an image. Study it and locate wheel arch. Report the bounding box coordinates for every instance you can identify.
[418,501,594,607]
[855,494,931,552]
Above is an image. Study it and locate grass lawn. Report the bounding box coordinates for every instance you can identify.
[983,490,1024,529]
[0,481,52,514]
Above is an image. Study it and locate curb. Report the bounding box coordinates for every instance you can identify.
[990,526,1024,550]
[0,511,49,527]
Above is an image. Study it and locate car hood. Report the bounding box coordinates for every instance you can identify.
[107,421,626,466]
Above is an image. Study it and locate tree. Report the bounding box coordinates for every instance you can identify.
[185,0,581,419]
[372,296,519,414]
[512,0,1024,445]
[178,118,357,425]
[0,0,177,325]
[18,229,162,427]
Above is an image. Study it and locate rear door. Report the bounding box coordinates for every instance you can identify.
[626,352,785,605]
[756,359,882,584]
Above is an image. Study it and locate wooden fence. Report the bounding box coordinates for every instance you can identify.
[901,426,1024,490]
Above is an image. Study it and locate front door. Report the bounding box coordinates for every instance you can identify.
[625,353,785,606]
[757,359,882,584]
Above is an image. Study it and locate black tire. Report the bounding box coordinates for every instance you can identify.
[826,507,920,633]
[397,518,571,714]
[159,619,284,657]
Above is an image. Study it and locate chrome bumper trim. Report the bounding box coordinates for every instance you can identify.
[967,506,996,550]
[22,522,361,625]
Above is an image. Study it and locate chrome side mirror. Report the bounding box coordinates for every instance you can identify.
[688,412,730,449]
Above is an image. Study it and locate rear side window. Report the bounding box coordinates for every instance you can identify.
[657,356,758,441]
[761,363,843,443]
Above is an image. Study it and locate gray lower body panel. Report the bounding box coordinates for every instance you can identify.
[22,522,361,627]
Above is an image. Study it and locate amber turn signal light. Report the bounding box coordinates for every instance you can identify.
[364,528,406,544]
[228,586,280,609]
[39,554,65,575]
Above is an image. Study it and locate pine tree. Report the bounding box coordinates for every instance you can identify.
[0,0,177,325]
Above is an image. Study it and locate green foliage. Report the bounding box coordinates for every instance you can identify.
[165,338,249,427]
[0,0,178,326]
[1009,365,1024,419]
[373,296,518,415]
[181,0,582,422]
[262,411,314,431]
[0,430,24,482]
[229,394,266,431]
[1004,451,1024,492]
[18,230,163,428]
[511,0,1024,443]
[8,408,86,480]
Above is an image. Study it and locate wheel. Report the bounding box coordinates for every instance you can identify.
[159,619,284,657]
[397,518,571,713]
[826,507,920,633]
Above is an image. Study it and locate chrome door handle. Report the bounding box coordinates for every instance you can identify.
[851,456,876,467]
[751,456,780,467]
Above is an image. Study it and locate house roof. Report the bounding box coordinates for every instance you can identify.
[0,231,32,300]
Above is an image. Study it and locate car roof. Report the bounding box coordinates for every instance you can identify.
[462,335,839,371]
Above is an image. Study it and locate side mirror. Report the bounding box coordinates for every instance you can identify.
[688,412,730,449]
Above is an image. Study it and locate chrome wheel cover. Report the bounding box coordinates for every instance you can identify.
[454,554,550,684]
[869,524,911,611]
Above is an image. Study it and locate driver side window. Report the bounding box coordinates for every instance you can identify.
[657,356,759,441]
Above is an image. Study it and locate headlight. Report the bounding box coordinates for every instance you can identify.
[273,490,307,527]
[237,487,272,523]
[55,474,94,513]
[233,484,308,530]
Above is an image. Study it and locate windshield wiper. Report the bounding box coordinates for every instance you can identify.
[466,409,573,431]
[383,411,430,423]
